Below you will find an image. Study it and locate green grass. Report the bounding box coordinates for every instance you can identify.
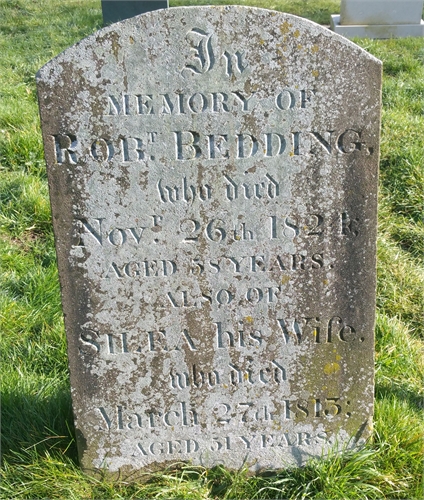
[1,1,423,498]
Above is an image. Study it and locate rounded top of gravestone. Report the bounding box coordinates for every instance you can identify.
[37,6,381,82]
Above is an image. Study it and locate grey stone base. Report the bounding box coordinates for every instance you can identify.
[331,14,424,38]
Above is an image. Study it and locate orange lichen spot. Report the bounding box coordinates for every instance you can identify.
[281,275,290,285]
[129,36,135,44]
[312,44,319,53]
[312,70,319,78]
[293,29,300,38]
[245,316,254,324]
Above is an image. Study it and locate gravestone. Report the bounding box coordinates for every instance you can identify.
[37,6,381,477]
[331,0,424,38]
[102,0,168,25]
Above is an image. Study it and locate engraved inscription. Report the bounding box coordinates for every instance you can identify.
[183,28,248,77]
[104,260,177,278]
[341,212,360,236]
[223,50,248,76]
[131,430,337,458]
[78,315,363,359]
[170,360,286,389]
[135,439,200,457]
[107,90,255,116]
[73,211,359,254]
[52,134,78,164]
[277,316,364,344]
[224,173,279,201]
[75,218,147,247]
[157,177,212,204]
[95,396,353,435]
[97,402,199,431]
[184,28,215,74]
[187,253,325,273]
[50,127,373,165]
[173,128,372,161]
[102,252,325,281]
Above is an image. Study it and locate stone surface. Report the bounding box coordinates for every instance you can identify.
[37,6,381,477]
[102,0,168,25]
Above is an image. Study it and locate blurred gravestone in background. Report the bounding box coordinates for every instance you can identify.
[102,0,168,25]
[331,0,424,38]
[37,6,381,478]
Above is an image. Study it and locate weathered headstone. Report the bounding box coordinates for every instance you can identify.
[37,6,381,477]
[102,0,168,26]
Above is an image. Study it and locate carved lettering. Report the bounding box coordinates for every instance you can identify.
[108,91,254,116]
[337,129,364,153]
[186,253,324,279]
[96,397,352,438]
[341,212,360,236]
[90,138,114,161]
[148,329,197,352]
[104,260,177,279]
[184,28,215,74]
[170,359,286,390]
[62,128,371,163]
[52,134,78,164]
[270,213,328,240]
[158,177,211,204]
[223,50,248,76]
[135,438,199,457]
[277,316,362,344]
[75,218,147,247]
[172,128,369,160]
[209,436,231,451]
[106,88,320,117]
[120,137,145,162]
[79,329,100,354]
[224,173,279,201]
[215,321,263,348]
[97,402,198,432]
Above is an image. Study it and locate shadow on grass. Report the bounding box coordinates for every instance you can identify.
[1,381,78,464]
[375,382,424,412]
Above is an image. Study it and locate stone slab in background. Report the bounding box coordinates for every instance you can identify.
[102,0,168,25]
[37,6,381,477]
[331,16,424,38]
[341,0,423,25]
[331,0,424,38]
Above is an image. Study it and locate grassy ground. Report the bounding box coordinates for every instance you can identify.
[1,0,423,498]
